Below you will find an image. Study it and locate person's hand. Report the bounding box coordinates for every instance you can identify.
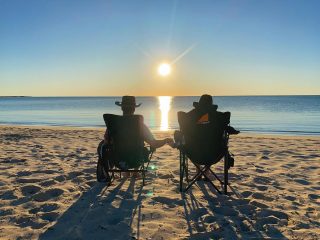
[165,138,175,148]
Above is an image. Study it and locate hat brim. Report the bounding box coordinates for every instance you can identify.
[115,101,141,107]
[193,102,218,110]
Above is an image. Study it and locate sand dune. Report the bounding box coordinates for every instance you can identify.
[0,126,319,239]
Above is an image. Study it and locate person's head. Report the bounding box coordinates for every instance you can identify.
[115,96,141,115]
[193,94,213,108]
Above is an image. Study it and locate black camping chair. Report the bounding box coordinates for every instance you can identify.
[176,110,233,194]
[97,114,153,185]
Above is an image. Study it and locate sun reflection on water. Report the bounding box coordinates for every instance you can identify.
[158,96,172,131]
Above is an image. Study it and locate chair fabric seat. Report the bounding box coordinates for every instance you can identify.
[177,110,231,194]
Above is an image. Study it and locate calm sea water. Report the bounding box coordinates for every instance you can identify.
[0,96,319,135]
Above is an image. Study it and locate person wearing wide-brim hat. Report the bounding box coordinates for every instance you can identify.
[192,94,218,112]
[97,96,174,181]
[115,95,142,108]
[190,94,240,133]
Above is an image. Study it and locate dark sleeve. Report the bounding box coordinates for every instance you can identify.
[143,124,155,143]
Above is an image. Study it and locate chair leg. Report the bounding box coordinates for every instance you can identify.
[197,165,221,194]
[179,150,184,192]
[142,167,145,186]
[184,170,203,192]
[208,168,223,185]
[224,155,228,194]
[185,156,189,182]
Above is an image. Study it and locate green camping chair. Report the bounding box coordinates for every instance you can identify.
[97,114,153,185]
[176,110,233,194]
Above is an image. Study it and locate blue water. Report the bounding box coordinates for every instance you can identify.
[0,96,319,135]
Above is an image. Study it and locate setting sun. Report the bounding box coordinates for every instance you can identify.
[157,63,171,76]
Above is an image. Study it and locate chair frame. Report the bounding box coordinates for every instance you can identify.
[100,114,154,186]
[106,146,153,186]
[178,131,230,194]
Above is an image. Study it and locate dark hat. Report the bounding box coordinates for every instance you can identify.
[193,94,213,108]
[115,96,141,108]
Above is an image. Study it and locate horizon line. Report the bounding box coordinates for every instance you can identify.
[1,94,319,98]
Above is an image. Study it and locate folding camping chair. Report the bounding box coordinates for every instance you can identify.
[97,114,153,186]
[176,110,233,194]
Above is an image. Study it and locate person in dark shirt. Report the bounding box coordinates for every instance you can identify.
[97,96,174,182]
[189,94,240,135]
[174,94,238,180]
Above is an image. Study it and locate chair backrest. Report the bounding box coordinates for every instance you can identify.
[177,109,230,165]
[103,114,145,169]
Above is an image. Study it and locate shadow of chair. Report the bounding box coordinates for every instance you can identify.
[39,177,145,240]
[181,180,288,240]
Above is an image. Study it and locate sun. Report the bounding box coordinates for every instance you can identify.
[158,63,171,76]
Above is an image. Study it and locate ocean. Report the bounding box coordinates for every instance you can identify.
[0,96,319,135]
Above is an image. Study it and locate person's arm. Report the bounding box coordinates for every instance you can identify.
[143,125,174,149]
[147,138,174,149]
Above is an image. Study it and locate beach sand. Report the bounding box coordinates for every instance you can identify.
[0,125,319,240]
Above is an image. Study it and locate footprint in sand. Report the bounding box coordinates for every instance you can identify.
[67,171,84,179]
[34,188,64,202]
[252,192,274,202]
[17,178,43,184]
[308,193,319,200]
[256,185,268,191]
[0,208,15,216]
[231,199,250,206]
[250,200,268,209]
[54,175,66,182]
[0,190,18,200]
[236,204,257,215]
[253,176,272,185]
[40,212,60,222]
[15,216,47,229]
[40,180,57,187]
[294,179,310,185]
[255,217,282,232]
[36,169,59,175]
[17,171,33,177]
[257,209,288,220]
[284,195,296,201]
[2,158,26,164]
[29,203,60,214]
[241,191,253,198]
[282,163,297,168]
[151,196,184,208]
[256,168,266,173]
[21,185,42,196]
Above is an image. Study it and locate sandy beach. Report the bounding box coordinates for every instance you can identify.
[0,125,319,240]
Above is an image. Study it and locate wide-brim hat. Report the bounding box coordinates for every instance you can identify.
[115,96,141,107]
[193,94,217,110]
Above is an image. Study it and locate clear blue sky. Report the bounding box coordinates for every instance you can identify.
[1,0,319,96]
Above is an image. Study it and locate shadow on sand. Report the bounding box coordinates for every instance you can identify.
[181,181,288,240]
[39,177,145,240]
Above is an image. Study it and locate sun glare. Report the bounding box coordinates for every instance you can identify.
[159,96,172,131]
[158,63,171,76]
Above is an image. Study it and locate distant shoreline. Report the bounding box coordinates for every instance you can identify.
[0,96,29,98]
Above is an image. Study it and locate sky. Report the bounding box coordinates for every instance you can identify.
[1,0,319,96]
